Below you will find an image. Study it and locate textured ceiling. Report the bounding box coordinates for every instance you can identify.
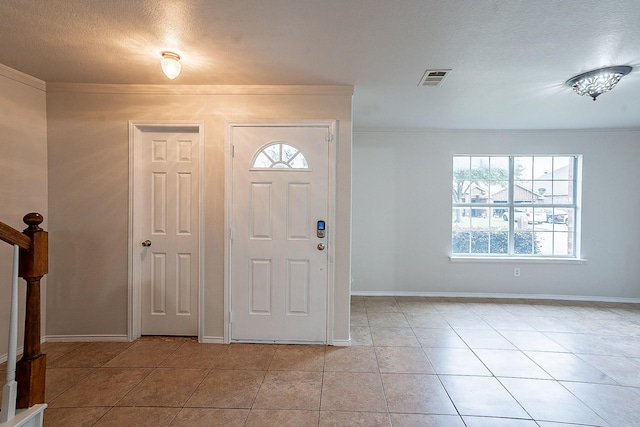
[1,0,639,130]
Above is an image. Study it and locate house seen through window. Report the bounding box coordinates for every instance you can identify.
[452,155,579,257]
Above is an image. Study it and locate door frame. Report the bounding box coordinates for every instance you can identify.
[128,121,205,341]
[224,120,337,344]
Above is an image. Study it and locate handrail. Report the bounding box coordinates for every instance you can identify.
[0,213,47,415]
[0,221,30,250]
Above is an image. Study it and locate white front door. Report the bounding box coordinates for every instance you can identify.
[133,127,200,336]
[230,125,331,342]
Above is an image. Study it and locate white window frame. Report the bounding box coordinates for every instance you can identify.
[451,155,583,261]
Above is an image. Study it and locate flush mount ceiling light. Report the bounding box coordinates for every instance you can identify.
[160,51,181,80]
[566,66,632,101]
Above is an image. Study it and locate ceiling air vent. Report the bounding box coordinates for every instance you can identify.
[418,69,452,87]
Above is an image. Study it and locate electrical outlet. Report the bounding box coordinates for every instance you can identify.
[514,268,521,277]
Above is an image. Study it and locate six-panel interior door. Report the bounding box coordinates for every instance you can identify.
[231,126,329,342]
[139,130,199,336]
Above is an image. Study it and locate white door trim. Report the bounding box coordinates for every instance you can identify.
[128,121,205,341]
[224,120,337,344]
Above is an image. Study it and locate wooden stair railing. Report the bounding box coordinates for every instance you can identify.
[0,213,47,410]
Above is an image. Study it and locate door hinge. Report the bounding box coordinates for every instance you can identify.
[232,145,235,158]
[229,311,233,323]
[326,132,334,142]
[230,228,233,241]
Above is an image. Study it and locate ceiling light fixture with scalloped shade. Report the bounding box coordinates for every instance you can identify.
[566,66,632,101]
[160,51,181,80]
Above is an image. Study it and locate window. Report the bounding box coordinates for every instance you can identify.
[251,142,309,169]
[452,155,579,258]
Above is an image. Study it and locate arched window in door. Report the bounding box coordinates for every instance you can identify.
[251,142,310,170]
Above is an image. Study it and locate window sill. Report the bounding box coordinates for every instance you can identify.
[449,256,587,264]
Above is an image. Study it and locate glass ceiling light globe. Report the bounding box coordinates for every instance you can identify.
[566,66,632,101]
[161,51,181,80]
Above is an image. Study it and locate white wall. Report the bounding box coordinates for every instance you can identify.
[352,129,640,300]
[0,65,47,360]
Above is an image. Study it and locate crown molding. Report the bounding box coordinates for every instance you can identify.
[354,127,640,135]
[45,82,354,96]
[0,64,46,91]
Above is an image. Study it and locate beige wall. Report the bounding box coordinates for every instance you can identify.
[0,65,47,359]
[45,84,353,342]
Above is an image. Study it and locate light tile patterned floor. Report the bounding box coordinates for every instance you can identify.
[2,296,640,426]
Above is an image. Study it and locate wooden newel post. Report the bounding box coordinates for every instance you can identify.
[16,212,48,409]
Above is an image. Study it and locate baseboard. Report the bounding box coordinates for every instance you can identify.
[200,336,225,344]
[44,334,130,342]
[0,345,23,364]
[0,337,46,364]
[201,335,350,345]
[351,290,640,304]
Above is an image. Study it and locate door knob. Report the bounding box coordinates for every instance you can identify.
[142,240,152,247]
[317,243,325,251]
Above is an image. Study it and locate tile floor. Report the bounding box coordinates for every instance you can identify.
[2,296,640,426]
